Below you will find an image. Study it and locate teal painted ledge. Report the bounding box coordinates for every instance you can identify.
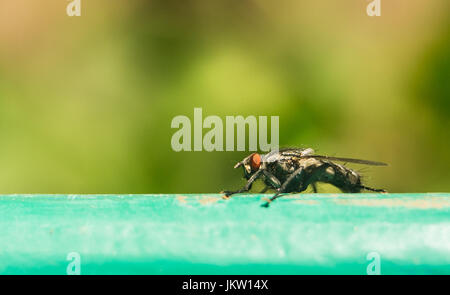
[0,193,449,275]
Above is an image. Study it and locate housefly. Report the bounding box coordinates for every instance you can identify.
[221,148,387,207]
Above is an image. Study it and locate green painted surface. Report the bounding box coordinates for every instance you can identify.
[0,193,449,275]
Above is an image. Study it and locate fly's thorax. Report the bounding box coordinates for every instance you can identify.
[265,157,302,183]
[299,158,322,168]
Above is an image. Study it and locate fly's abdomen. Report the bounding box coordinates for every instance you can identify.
[319,162,362,193]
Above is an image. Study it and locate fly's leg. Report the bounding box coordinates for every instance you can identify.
[261,167,306,207]
[257,170,283,194]
[262,170,281,190]
[301,163,335,194]
[262,163,334,207]
[221,169,264,199]
[359,185,387,193]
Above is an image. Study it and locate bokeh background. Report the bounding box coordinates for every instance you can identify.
[0,0,448,194]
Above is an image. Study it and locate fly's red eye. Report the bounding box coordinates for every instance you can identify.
[250,153,261,170]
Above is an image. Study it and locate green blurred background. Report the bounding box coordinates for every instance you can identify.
[0,0,448,194]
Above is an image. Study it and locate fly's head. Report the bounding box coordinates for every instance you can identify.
[234,153,262,179]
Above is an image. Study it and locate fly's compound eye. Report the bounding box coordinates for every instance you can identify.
[250,153,261,171]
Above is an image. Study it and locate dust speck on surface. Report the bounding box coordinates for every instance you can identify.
[198,196,220,205]
[176,195,188,204]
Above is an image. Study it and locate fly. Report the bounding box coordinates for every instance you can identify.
[221,148,388,207]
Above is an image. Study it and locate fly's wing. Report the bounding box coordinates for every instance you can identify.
[302,155,388,166]
[301,148,315,156]
[279,148,315,157]
[264,148,313,163]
